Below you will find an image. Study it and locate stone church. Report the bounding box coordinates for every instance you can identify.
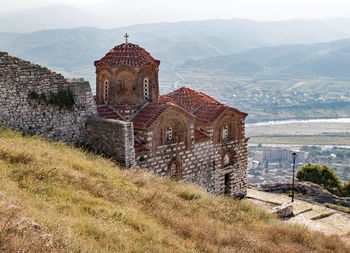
[93,35,249,197]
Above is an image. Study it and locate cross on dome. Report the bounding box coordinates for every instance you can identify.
[124,33,129,43]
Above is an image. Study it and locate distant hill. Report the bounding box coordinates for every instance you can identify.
[179,38,350,80]
[2,18,350,75]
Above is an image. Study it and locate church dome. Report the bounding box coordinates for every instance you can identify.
[94,42,160,68]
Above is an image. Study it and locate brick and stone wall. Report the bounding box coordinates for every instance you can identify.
[0,52,97,143]
[86,117,135,167]
[136,137,248,197]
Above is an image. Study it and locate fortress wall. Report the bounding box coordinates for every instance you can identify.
[0,52,97,143]
[86,117,135,167]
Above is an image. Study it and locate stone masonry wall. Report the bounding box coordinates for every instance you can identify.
[86,117,135,167]
[136,137,248,197]
[0,52,97,143]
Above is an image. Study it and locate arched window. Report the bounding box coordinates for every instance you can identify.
[222,123,229,140]
[104,80,109,104]
[143,78,149,101]
[160,120,186,146]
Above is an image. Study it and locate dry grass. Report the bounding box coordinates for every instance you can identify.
[0,199,60,252]
[0,128,349,252]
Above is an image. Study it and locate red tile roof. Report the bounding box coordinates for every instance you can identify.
[131,102,172,129]
[94,43,160,68]
[158,95,177,104]
[194,130,210,142]
[194,103,228,125]
[97,105,122,120]
[164,87,247,125]
[166,87,220,113]
[131,100,195,130]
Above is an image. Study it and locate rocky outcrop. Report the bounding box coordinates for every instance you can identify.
[273,203,294,218]
[252,181,350,207]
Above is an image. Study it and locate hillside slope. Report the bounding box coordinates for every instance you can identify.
[0,128,349,252]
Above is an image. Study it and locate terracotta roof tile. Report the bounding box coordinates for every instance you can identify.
[166,87,220,113]
[165,87,247,124]
[94,43,160,68]
[194,103,228,125]
[97,105,123,120]
[131,102,172,129]
[158,95,177,104]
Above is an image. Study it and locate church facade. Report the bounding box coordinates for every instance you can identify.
[93,37,249,197]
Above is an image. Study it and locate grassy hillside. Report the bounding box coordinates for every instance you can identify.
[0,128,349,252]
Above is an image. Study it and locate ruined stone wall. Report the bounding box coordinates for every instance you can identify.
[86,117,135,167]
[136,137,248,197]
[0,52,97,143]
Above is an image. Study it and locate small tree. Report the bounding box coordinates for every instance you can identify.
[296,164,342,195]
[341,181,350,197]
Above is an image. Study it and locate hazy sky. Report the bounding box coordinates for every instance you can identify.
[2,0,350,24]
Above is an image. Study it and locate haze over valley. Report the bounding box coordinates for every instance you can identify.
[1,14,350,123]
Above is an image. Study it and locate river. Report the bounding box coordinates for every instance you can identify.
[246,118,350,127]
[246,117,350,137]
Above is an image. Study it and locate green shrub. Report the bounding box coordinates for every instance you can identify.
[296,164,342,195]
[310,212,334,220]
[341,181,350,197]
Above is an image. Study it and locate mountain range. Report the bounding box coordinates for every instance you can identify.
[179,38,350,80]
[2,15,350,83]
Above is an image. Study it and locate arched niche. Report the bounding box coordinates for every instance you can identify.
[96,68,112,104]
[138,65,156,102]
[221,150,236,168]
[115,69,136,103]
[151,107,193,150]
[215,111,242,143]
[165,158,182,180]
[156,117,187,147]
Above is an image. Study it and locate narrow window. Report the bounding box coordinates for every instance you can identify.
[222,123,229,140]
[143,78,149,101]
[165,126,173,141]
[104,80,109,104]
